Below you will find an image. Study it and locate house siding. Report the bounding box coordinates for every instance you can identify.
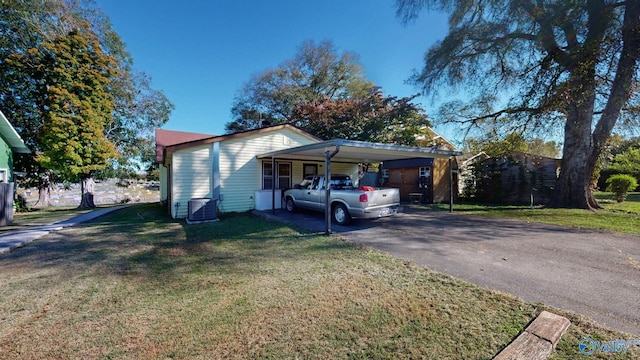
[218,128,317,213]
[171,144,213,218]
[159,164,168,203]
[0,138,13,182]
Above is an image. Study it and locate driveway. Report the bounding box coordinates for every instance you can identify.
[258,206,640,335]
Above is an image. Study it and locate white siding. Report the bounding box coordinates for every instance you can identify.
[218,128,317,213]
[159,164,168,203]
[171,144,213,218]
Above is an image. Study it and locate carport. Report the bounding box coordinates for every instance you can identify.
[258,138,462,234]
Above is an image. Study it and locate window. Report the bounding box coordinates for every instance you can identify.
[262,162,292,190]
[303,164,317,178]
[262,163,273,190]
[419,167,430,178]
[278,163,291,189]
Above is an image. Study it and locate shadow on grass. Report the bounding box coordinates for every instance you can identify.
[1,203,352,282]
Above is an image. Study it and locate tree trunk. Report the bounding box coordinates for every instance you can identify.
[550,51,600,209]
[79,174,96,209]
[33,172,51,208]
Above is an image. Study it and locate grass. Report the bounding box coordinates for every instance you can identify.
[2,204,121,233]
[428,192,640,236]
[0,204,637,359]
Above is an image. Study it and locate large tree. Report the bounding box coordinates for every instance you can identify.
[0,0,172,207]
[396,0,640,209]
[8,26,119,208]
[292,87,432,145]
[225,39,374,133]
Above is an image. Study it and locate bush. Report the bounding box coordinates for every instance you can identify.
[606,174,638,202]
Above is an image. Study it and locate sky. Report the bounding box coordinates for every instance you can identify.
[96,0,453,141]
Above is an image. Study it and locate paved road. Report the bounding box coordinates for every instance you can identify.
[259,207,640,335]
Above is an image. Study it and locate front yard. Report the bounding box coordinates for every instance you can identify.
[0,204,636,359]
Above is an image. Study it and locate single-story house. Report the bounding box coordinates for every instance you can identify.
[0,110,31,225]
[156,125,358,219]
[156,125,461,222]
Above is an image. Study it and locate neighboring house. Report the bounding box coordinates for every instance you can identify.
[381,128,458,203]
[156,125,358,219]
[0,110,31,225]
[474,152,561,205]
[0,111,30,182]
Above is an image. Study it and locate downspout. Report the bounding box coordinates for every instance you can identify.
[325,145,341,235]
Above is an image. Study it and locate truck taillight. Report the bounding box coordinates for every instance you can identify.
[359,193,368,202]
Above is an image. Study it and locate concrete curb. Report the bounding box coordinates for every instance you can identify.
[0,205,129,254]
[494,311,571,360]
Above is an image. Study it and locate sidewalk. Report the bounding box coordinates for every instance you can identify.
[0,205,129,254]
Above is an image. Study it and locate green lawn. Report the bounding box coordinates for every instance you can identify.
[428,192,640,236]
[0,204,636,359]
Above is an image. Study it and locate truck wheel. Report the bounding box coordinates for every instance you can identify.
[285,197,296,212]
[332,203,352,225]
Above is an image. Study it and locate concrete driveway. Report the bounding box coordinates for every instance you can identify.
[258,206,640,335]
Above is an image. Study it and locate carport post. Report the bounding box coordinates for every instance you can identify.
[449,157,453,213]
[271,156,276,214]
[324,146,340,235]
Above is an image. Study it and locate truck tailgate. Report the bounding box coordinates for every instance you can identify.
[365,188,400,207]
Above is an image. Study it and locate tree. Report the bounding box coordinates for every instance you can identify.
[292,87,432,144]
[0,0,172,207]
[14,27,119,208]
[396,0,640,209]
[465,133,560,158]
[225,39,374,133]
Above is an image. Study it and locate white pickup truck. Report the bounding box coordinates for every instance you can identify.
[283,174,400,225]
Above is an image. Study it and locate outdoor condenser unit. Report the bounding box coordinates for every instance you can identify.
[187,198,217,222]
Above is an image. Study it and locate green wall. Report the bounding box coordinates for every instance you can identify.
[0,136,14,182]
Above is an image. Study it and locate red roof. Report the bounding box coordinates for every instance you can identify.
[155,128,214,163]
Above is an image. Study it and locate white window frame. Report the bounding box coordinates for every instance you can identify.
[262,161,292,190]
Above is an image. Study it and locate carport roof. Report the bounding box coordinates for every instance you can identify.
[257,138,461,163]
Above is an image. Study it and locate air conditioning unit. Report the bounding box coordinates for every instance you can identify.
[187,198,217,223]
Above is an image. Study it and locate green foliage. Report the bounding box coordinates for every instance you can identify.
[226,39,428,144]
[606,174,638,203]
[226,39,372,133]
[465,133,560,158]
[292,87,432,144]
[607,147,640,175]
[21,27,119,179]
[0,0,172,189]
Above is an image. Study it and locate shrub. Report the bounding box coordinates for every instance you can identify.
[606,174,638,202]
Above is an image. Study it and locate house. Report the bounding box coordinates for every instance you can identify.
[157,125,462,221]
[0,110,31,225]
[456,151,490,198]
[156,125,360,219]
[0,111,30,182]
[474,152,561,205]
[380,128,458,203]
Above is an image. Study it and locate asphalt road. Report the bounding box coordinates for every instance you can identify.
[260,206,640,335]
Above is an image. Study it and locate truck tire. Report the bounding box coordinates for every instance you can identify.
[332,203,352,225]
[285,197,296,212]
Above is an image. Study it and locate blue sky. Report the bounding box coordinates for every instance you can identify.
[97,0,452,140]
